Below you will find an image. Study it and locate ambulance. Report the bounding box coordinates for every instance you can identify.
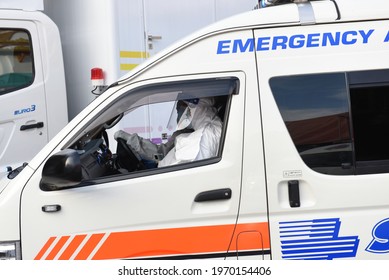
[1,0,389,260]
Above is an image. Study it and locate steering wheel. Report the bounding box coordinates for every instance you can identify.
[115,137,145,172]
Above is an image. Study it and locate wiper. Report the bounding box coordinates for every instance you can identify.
[7,162,28,179]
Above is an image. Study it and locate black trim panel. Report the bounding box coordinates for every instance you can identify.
[128,250,271,260]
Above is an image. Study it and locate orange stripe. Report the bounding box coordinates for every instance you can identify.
[58,234,87,260]
[34,236,56,260]
[74,233,105,260]
[93,222,269,259]
[92,224,234,259]
[36,222,270,260]
[46,236,70,260]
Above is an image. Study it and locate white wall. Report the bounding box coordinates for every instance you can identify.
[0,0,43,11]
[43,0,258,119]
[44,0,120,119]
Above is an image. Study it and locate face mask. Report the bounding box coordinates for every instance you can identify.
[176,106,196,130]
[176,102,187,123]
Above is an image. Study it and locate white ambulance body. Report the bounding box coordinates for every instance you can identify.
[0,0,257,176]
[1,0,389,260]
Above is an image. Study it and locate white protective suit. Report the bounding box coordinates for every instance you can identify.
[159,97,222,166]
[114,97,222,167]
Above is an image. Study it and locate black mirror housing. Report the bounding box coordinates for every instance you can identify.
[40,149,82,191]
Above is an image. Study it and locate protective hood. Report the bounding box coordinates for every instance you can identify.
[189,98,218,130]
[176,97,218,130]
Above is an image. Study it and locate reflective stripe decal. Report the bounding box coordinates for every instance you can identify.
[74,233,105,260]
[35,222,269,260]
[34,236,56,260]
[46,236,70,260]
[120,51,149,59]
[120,50,150,71]
[58,234,87,260]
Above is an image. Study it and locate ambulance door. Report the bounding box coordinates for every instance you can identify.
[21,73,248,260]
[0,21,48,171]
[256,20,389,260]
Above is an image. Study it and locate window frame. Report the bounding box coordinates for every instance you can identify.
[64,76,240,188]
[0,28,35,96]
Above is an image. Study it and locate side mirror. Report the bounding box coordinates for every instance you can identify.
[40,149,82,191]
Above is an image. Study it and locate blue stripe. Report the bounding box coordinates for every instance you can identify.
[279,218,359,260]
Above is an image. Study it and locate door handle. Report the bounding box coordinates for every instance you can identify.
[42,204,61,213]
[147,35,162,41]
[288,180,301,208]
[147,34,162,50]
[194,188,232,202]
[20,122,44,131]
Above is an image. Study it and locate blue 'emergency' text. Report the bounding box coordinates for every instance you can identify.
[217,29,375,54]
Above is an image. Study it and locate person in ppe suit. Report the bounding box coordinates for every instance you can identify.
[114,97,222,168]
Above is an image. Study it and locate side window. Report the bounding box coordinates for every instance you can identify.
[40,77,238,190]
[270,69,389,176]
[0,29,34,95]
[270,73,353,175]
[348,70,389,174]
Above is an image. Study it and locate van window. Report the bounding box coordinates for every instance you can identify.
[270,69,389,176]
[0,29,34,95]
[45,77,238,189]
[348,70,389,174]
